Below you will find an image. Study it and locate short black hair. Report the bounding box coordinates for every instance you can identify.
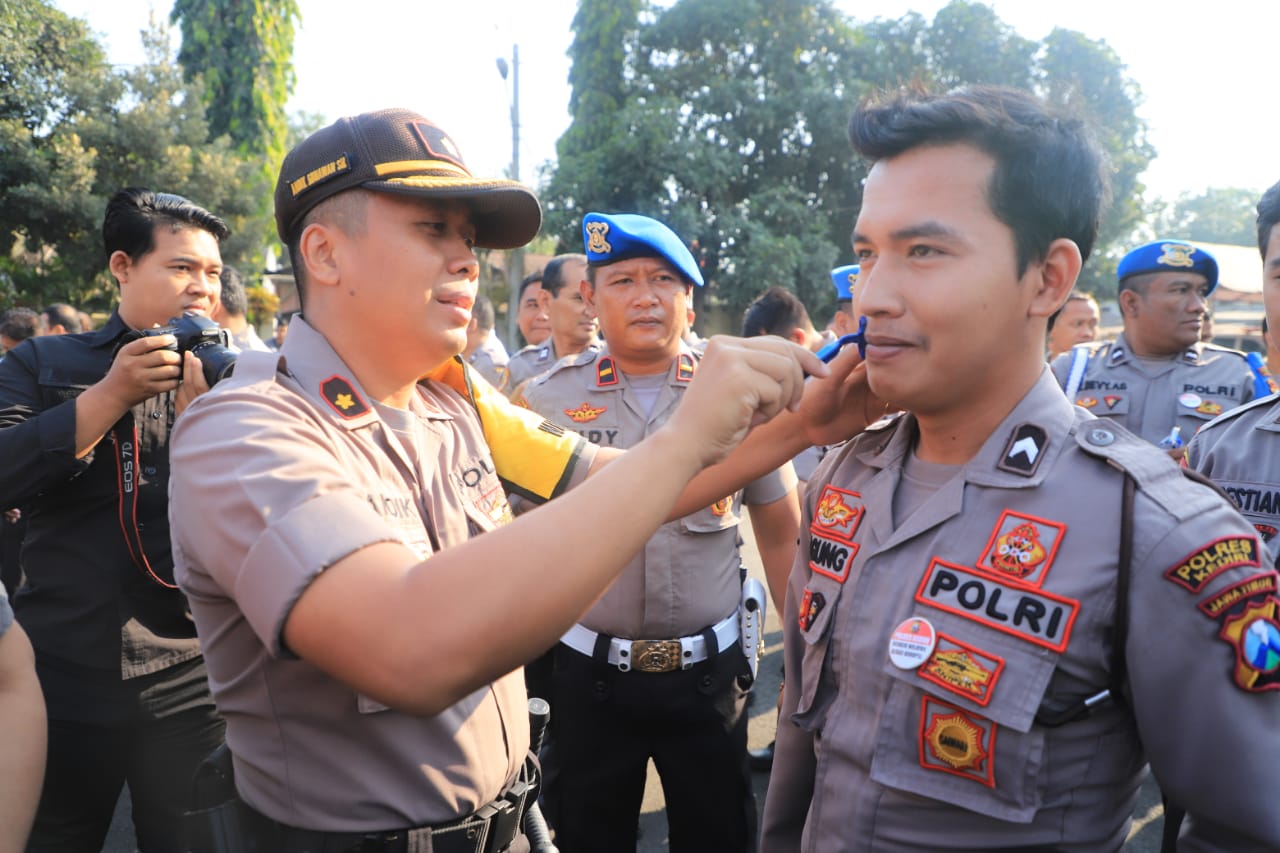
[849,85,1109,273]
[102,187,229,266]
[1,307,41,342]
[40,303,82,334]
[218,266,248,317]
[1258,180,1280,261]
[542,254,587,298]
[518,270,544,301]
[742,286,812,338]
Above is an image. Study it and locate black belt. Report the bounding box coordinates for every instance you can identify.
[237,762,536,853]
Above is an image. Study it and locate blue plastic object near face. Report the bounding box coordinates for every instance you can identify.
[815,315,868,362]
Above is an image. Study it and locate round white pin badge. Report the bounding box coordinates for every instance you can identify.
[888,616,937,670]
[1178,392,1202,409]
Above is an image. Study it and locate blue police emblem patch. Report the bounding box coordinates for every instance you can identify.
[1218,595,1280,692]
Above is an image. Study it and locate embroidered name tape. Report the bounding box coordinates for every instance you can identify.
[915,558,1079,653]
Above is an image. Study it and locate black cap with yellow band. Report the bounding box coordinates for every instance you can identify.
[273,107,542,249]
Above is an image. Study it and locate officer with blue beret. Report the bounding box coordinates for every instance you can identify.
[828,264,861,337]
[523,211,799,852]
[1051,238,1254,455]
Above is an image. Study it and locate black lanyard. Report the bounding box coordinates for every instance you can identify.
[110,414,177,589]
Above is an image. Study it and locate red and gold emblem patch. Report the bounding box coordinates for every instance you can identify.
[799,588,826,632]
[918,633,1005,707]
[1104,395,1122,409]
[564,402,607,423]
[811,485,864,544]
[1076,396,1097,409]
[976,510,1065,587]
[919,697,996,787]
[1196,400,1223,416]
[709,496,732,517]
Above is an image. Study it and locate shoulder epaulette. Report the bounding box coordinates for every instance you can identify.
[1071,419,1221,522]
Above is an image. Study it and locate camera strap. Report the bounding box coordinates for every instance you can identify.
[110,414,178,589]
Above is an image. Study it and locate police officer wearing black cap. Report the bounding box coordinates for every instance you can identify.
[168,108,862,853]
[1051,239,1255,456]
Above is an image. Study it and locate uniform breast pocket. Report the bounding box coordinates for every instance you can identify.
[565,409,620,447]
[680,493,741,533]
[871,612,1059,823]
[37,369,92,406]
[792,577,843,725]
[1180,394,1234,424]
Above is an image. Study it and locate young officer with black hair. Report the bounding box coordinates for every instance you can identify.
[0,187,227,851]
[762,86,1279,852]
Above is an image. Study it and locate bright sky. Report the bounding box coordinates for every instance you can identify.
[53,0,1275,202]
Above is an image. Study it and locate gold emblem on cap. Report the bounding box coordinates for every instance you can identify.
[586,221,612,254]
[847,272,858,287]
[1157,243,1196,268]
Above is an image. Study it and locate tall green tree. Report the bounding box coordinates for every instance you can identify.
[542,0,645,238]
[1151,187,1261,248]
[0,6,265,312]
[171,0,300,260]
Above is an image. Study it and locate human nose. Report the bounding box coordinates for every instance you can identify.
[448,240,480,281]
[853,260,900,318]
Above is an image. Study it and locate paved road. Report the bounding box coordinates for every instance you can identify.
[105,515,1165,852]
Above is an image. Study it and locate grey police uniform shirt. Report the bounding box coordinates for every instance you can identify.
[169,318,595,832]
[503,340,559,395]
[522,342,796,640]
[467,337,508,390]
[1187,392,1280,561]
[1049,333,1254,446]
[761,370,1280,852]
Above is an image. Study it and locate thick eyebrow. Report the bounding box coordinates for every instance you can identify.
[852,220,966,245]
[167,254,219,269]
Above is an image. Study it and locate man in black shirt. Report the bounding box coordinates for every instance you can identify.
[0,187,227,851]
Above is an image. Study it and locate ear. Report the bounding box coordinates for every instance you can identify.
[298,222,342,291]
[788,327,808,346]
[1027,238,1083,320]
[579,278,596,311]
[108,250,133,285]
[1118,287,1140,318]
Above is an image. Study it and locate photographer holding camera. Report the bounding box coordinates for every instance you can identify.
[0,187,229,851]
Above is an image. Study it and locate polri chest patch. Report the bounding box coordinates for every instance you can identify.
[915,558,1079,653]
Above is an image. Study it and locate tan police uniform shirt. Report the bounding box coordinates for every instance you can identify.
[1188,392,1280,562]
[762,370,1280,852]
[522,343,796,640]
[1050,334,1254,445]
[169,318,595,832]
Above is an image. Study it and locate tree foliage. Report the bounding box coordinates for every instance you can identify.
[170,0,300,262]
[0,5,264,312]
[544,0,1156,321]
[1151,187,1262,248]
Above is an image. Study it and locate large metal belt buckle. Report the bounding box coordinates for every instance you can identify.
[630,639,682,673]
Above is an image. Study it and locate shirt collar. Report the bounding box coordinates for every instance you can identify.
[858,369,1077,489]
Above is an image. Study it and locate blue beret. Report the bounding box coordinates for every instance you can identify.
[1117,240,1219,295]
[582,212,703,286]
[831,264,859,301]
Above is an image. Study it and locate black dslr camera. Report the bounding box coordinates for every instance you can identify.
[135,313,237,386]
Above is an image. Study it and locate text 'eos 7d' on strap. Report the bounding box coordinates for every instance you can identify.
[110,416,177,589]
